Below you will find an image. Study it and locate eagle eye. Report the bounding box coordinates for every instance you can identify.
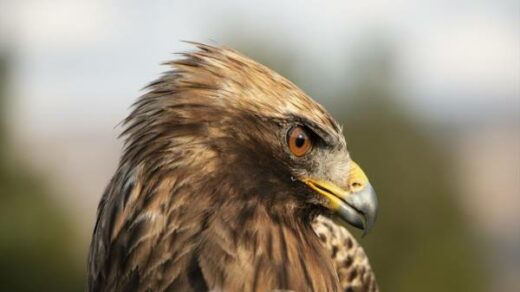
[287,126,313,157]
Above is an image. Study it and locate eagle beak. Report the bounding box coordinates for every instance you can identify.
[303,161,378,235]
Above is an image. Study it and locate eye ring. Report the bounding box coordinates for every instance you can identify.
[287,126,313,157]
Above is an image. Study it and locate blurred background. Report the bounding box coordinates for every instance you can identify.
[0,0,518,291]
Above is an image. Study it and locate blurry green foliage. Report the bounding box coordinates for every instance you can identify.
[0,54,84,291]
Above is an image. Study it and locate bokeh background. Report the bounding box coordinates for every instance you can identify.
[1,1,518,291]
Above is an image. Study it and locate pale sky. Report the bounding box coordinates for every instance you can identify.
[1,0,519,133]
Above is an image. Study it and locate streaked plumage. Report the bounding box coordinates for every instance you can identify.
[88,43,378,291]
[314,216,378,291]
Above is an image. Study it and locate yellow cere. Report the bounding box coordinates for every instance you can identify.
[303,161,370,210]
[347,161,369,193]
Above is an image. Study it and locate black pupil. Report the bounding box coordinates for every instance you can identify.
[295,134,306,148]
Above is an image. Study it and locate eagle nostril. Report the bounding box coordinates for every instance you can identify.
[350,181,364,193]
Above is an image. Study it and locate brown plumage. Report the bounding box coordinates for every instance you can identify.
[88,43,378,291]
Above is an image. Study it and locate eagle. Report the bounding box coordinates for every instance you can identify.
[88,43,378,292]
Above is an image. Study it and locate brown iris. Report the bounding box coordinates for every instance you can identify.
[287,126,312,157]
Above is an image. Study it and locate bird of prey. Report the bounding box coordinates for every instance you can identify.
[88,43,378,292]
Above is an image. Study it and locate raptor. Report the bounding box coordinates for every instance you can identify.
[88,43,378,291]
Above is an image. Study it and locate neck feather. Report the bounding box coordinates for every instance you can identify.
[197,199,340,291]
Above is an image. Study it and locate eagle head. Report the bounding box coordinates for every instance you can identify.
[89,42,378,291]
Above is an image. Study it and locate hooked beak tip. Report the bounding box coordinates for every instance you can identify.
[339,182,378,235]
